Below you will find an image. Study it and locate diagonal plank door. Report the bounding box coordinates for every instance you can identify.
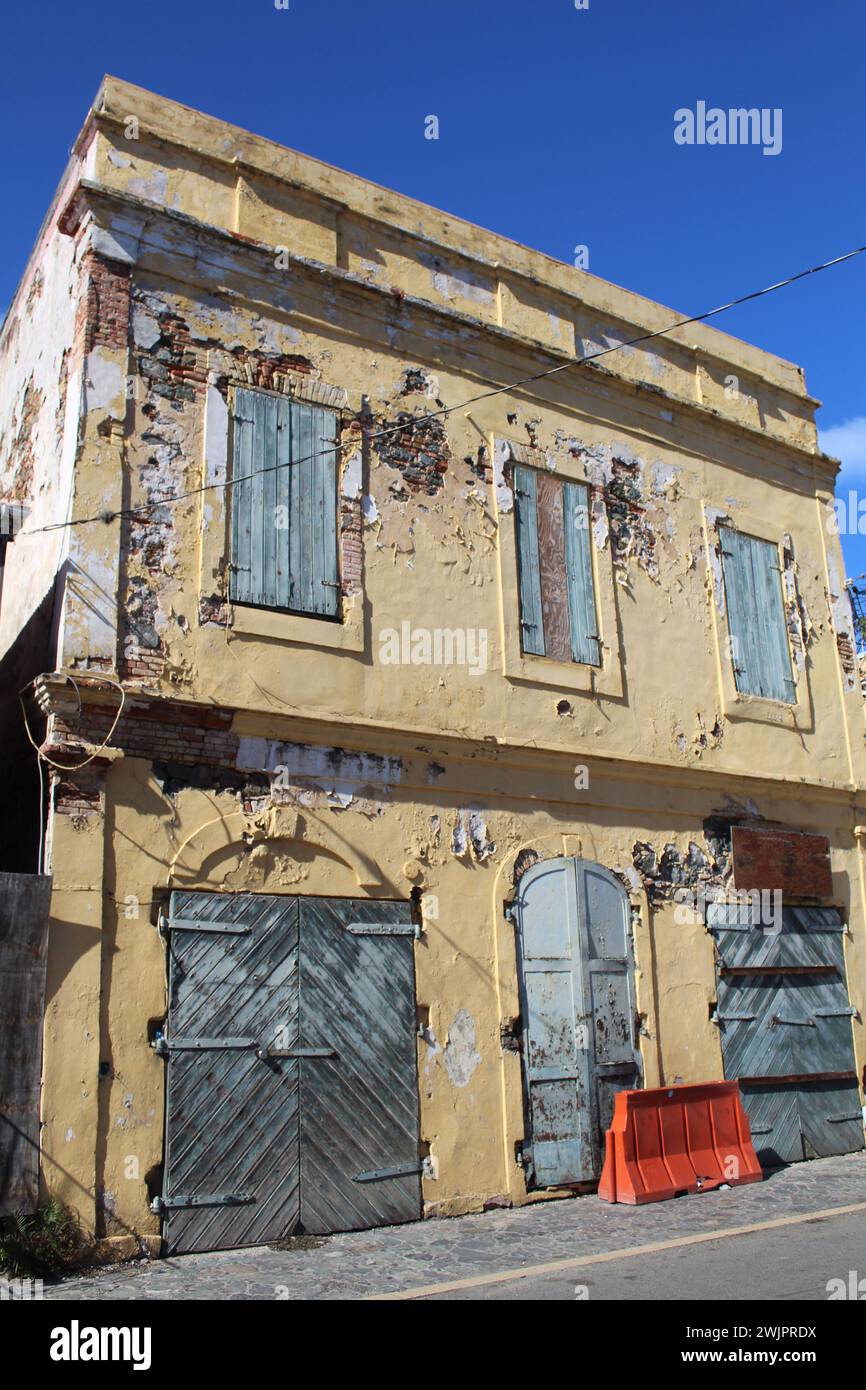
[298,898,422,1234]
[163,892,301,1254]
[162,892,421,1252]
[710,903,863,1165]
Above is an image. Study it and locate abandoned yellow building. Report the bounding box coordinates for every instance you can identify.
[1,76,865,1256]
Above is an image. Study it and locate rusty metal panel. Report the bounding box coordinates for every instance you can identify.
[709,903,864,1166]
[514,858,639,1186]
[162,891,420,1253]
[731,826,833,897]
[0,872,52,1212]
[535,470,572,662]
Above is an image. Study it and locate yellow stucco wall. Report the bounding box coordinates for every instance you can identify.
[26,77,866,1242]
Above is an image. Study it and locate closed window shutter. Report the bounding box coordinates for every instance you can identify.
[563,480,601,665]
[514,465,600,666]
[720,526,795,702]
[514,464,545,655]
[230,388,339,618]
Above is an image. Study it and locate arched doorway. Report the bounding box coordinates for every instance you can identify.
[512,856,641,1186]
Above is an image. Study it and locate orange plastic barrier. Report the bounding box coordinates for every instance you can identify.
[598,1080,763,1205]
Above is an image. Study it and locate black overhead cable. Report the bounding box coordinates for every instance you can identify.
[15,240,866,541]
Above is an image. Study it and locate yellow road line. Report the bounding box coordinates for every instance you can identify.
[366,1198,866,1300]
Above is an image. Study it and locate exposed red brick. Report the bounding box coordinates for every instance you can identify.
[731,826,833,898]
[76,251,132,355]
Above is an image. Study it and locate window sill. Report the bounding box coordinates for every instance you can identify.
[503,645,619,696]
[229,596,364,652]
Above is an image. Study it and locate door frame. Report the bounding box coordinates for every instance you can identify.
[511,855,641,1188]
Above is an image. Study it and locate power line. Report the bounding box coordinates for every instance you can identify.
[16,240,866,540]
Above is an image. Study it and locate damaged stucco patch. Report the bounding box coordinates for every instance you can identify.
[375,406,451,495]
[781,533,812,673]
[631,805,760,903]
[236,738,402,812]
[825,550,857,692]
[443,1009,482,1087]
[450,809,496,861]
[575,442,664,581]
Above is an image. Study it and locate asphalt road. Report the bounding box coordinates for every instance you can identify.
[422,1207,866,1300]
[41,1151,866,1301]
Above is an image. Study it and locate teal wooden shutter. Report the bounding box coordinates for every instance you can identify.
[563,480,600,665]
[514,465,545,656]
[230,388,339,618]
[719,526,794,702]
[514,466,600,666]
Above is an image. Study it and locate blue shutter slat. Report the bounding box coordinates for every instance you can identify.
[287,401,301,610]
[752,535,795,702]
[275,395,292,610]
[720,526,794,704]
[720,527,759,694]
[514,464,544,656]
[563,480,600,667]
[296,401,315,614]
[314,407,339,619]
[229,388,256,605]
[248,392,268,606]
[260,392,279,608]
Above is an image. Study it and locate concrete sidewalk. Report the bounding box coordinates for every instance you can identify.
[43,1152,866,1301]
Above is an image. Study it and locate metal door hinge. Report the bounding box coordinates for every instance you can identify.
[346,921,420,938]
[353,1158,431,1184]
[500,1017,522,1052]
[255,1046,336,1060]
[168,917,251,935]
[151,1192,254,1214]
[158,1036,258,1053]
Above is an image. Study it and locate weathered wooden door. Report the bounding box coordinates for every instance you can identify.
[160,892,421,1253]
[710,903,864,1165]
[513,858,640,1186]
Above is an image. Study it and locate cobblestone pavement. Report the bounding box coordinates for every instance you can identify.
[43,1152,866,1301]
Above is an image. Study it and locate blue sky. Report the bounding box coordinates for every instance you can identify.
[4,0,865,574]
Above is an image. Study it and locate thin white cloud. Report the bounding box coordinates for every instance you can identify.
[820,416,866,478]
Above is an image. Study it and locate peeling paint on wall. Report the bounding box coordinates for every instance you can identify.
[450,809,496,861]
[443,1009,482,1088]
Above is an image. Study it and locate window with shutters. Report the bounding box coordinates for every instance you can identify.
[719,525,795,703]
[229,387,340,620]
[513,464,600,666]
